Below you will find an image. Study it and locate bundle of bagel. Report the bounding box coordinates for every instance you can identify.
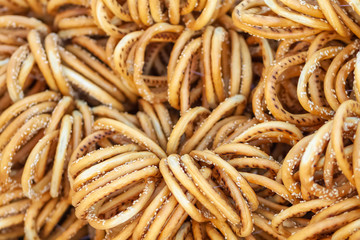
[1,0,360,239]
